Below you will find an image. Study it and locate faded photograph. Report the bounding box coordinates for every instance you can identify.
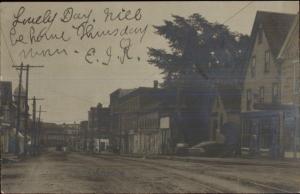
[0,1,299,193]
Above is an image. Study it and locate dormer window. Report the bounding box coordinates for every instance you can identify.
[258,24,263,44]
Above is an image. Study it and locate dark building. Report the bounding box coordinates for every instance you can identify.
[79,120,88,151]
[88,103,110,152]
[109,79,222,155]
[42,123,66,148]
[0,81,13,126]
[0,81,14,154]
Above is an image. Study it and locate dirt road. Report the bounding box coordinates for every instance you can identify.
[2,151,300,193]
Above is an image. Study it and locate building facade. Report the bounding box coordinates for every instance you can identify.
[78,120,88,151]
[110,79,225,155]
[241,11,298,158]
[88,103,110,152]
[0,81,27,155]
[0,81,13,154]
[277,14,300,158]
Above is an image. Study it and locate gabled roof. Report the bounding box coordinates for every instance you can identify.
[277,13,299,59]
[247,11,296,59]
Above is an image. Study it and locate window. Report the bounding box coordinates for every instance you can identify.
[258,24,263,44]
[251,56,256,78]
[259,87,264,103]
[272,83,280,103]
[246,89,252,111]
[264,50,270,73]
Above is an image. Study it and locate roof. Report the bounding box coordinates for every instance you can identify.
[247,11,296,60]
[277,13,299,59]
[118,88,137,97]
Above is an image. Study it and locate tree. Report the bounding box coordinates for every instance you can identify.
[147,14,250,88]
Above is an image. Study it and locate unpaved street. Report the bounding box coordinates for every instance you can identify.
[2,151,300,193]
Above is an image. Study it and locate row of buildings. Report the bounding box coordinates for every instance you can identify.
[75,11,299,159]
[0,82,46,156]
[0,82,27,155]
[31,11,298,159]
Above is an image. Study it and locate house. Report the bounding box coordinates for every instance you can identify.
[211,86,241,144]
[240,11,297,158]
[277,13,300,158]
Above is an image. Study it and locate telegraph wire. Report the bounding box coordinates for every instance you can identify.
[223,1,254,24]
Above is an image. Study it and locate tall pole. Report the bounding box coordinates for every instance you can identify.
[32,96,36,156]
[24,65,29,156]
[15,62,23,155]
[13,64,44,156]
[37,105,46,154]
[38,105,41,151]
[28,97,44,156]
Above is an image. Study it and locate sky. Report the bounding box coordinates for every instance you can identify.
[0,1,299,123]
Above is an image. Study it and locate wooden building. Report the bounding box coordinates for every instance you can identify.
[240,11,298,158]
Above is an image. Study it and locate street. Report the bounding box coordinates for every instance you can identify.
[2,150,300,193]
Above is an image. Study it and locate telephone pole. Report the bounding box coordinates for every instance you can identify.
[14,63,23,155]
[37,105,46,153]
[30,96,44,156]
[13,64,44,156]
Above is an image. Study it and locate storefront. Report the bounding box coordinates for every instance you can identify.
[241,110,283,158]
[241,105,300,159]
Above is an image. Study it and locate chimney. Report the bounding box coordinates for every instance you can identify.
[153,80,158,88]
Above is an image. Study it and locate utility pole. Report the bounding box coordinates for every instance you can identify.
[30,96,44,156]
[24,65,29,156]
[37,105,46,154]
[32,97,36,156]
[13,64,44,156]
[14,63,23,156]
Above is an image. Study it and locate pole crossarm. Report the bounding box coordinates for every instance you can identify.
[13,65,44,69]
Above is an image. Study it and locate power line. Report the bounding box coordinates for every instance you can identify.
[223,1,253,24]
